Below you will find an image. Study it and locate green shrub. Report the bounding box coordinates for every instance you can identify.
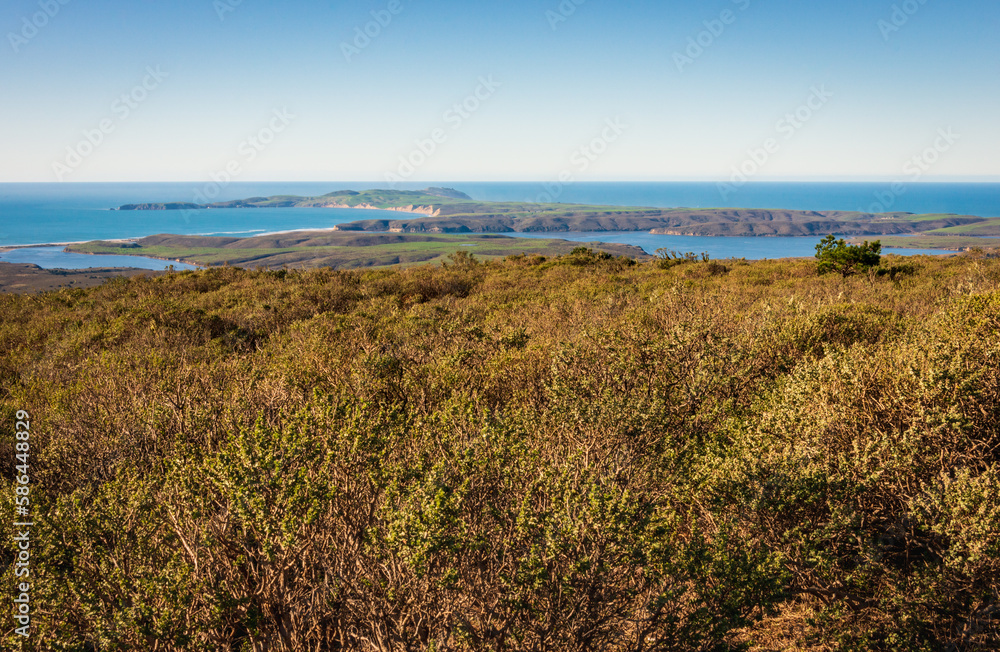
[815,235,882,277]
[2,255,998,650]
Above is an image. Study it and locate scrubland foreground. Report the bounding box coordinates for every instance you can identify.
[1,250,998,651]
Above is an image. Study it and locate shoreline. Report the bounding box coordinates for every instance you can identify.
[1,243,202,271]
[0,238,135,251]
[63,248,204,268]
[10,189,997,252]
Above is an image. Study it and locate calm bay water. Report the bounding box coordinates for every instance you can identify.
[510,232,954,259]
[0,246,199,271]
[1,182,995,266]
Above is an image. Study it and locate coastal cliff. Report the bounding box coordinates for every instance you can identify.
[115,188,465,215]
[319,203,441,217]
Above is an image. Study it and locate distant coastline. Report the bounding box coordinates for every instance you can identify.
[113,187,1000,247]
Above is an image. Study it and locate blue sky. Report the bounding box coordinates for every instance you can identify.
[1,0,997,182]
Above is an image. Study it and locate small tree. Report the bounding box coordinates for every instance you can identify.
[446,250,479,268]
[815,235,881,277]
[654,249,708,270]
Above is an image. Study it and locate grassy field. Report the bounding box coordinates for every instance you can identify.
[854,234,1000,250]
[66,231,648,269]
[1,251,998,650]
[927,217,1000,236]
[890,212,984,222]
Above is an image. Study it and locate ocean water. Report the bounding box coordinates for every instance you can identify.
[0,183,410,245]
[456,181,1000,218]
[1,182,995,264]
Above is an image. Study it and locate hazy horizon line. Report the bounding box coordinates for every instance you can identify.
[3,177,1000,185]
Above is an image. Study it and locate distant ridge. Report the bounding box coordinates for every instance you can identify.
[424,187,473,200]
[116,188,472,211]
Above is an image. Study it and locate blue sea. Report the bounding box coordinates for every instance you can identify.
[2,182,997,267]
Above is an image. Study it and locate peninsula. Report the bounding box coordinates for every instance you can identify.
[114,188,1000,248]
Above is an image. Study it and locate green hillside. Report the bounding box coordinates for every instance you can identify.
[928,217,1000,236]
